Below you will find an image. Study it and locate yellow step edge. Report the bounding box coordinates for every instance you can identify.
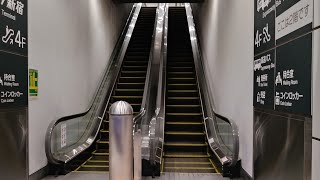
[165,131,204,135]
[161,156,165,173]
[164,167,215,170]
[82,165,109,168]
[92,152,109,156]
[92,150,109,155]
[74,156,93,171]
[96,140,109,144]
[122,71,146,73]
[168,72,193,74]
[168,84,196,86]
[168,78,195,80]
[165,162,211,164]
[100,130,109,133]
[209,158,221,174]
[88,160,109,163]
[165,143,207,146]
[168,90,197,92]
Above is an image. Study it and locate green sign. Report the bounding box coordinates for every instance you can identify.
[29,69,38,97]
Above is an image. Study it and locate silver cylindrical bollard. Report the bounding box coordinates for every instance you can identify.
[109,101,133,180]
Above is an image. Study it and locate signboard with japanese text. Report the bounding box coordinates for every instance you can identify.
[254,50,275,109]
[0,0,27,56]
[253,0,313,116]
[275,0,313,44]
[29,69,38,98]
[0,51,28,107]
[275,34,312,115]
[0,0,28,107]
[254,0,275,55]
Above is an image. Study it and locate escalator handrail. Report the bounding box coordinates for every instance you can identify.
[133,6,161,133]
[136,3,167,162]
[184,3,239,166]
[45,3,142,164]
[148,3,168,165]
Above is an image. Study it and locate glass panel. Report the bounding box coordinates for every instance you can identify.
[216,117,234,158]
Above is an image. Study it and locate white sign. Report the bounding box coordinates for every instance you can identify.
[257,91,266,105]
[2,25,26,48]
[275,0,313,40]
[275,69,299,86]
[255,23,272,47]
[61,124,67,148]
[275,91,303,107]
[1,0,24,15]
[257,0,272,12]
[254,53,274,71]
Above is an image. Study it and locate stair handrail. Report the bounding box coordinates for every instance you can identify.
[184,3,239,166]
[45,3,143,165]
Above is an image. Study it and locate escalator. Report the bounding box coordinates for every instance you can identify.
[73,7,157,172]
[162,7,220,174]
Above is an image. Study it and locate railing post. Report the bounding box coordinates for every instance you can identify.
[109,101,133,180]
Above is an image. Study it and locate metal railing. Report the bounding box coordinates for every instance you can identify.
[138,3,168,163]
[148,3,168,166]
[132,4,164,179]
[184,3,239,166]
[45,3,143,165]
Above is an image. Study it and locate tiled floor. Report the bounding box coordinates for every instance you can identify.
[43,172,237,180]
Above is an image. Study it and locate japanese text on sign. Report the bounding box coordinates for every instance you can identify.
[275,0,313,40]
[2,25,26,48]
[1,0,24,15]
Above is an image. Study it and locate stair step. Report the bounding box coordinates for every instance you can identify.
[92,149,109,156]
[164,152,210,158]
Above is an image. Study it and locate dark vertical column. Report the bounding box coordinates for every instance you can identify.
[253,0,313,179]
[0,0,28,179]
